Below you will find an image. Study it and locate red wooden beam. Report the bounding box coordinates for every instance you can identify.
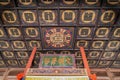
[80,47,96,80]
[17,47,37,80]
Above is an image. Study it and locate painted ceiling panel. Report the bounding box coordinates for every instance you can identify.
[0,0,120,68]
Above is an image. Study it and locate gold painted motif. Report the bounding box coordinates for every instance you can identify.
[0,60,5,66]
[42,10,55,23]
[78,27,91,37]
[113,28,120,37]
[17,52,28,58]
[96,28,109,37]
[63,0,76,5]
[117,53,120,59]
[81,10,95,23]
[101,10,115,23]
[102,52,114,58]
[76,59,82,65]
[19,0,32,5]
[33,60,37,65]
[92,41,104,48]
[0,41,9,48]
[25,28,38,37]
[35,52,41,58]
[2,51,14,58]
[99,61,110,65]
[0,29,5,37]
[41,0,54,4]
[75,51,81,57]
[112,61,120,66]
[20,60,27,65]
[2,10,17,23]
[29,41,40,48]
[77,40,88,48]
[7,28,21,37]
[0,0,10,5]
[22,11,36,23]
[13,41,25,49]
[7,60,17,65]
[85,0,98,5]
[107,0,119,5]
[88,60,96,65]
[45,28,71,48]
[89,51,99,58]
[107,41,120,49]
[62,10,75,23]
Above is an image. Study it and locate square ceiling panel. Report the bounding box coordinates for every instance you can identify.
[41,27,74,50]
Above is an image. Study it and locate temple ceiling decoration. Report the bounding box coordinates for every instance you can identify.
[0,0,120,68]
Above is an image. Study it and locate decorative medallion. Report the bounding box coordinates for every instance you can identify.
[39,0,56,6]
[39,10,57,25]
[2,11,16,23]
[76,59,83,67]
[19,59,27,67]
[6,59,18,67]
[0,41,10,49]
[76,40,89,49]
[77,27,92,38]
[24,27,40,39]
[107,0,119,5]
[0,0,14,7]
[99,10,116,25]
[41,0,54,4]
[2,10,19,25]
[113,28,120,38]
[82,0,100,7]
[0,28,7,39]
[92,41,105,49]
[85,0,99,5]
[19,0,33,6]
[0,0,10,6]
[116,53,120,60]
[63,0,76,5]
[103,0,120,7]
[0,60,6,67]
[75,51,81,58]
[33,59,39,67]
[79,10,98,25]
[95,27,109,38]
[98,61,111,67]
[106,41,120,50]
[7,27,22,39]
[12,41,26,50]
[2,51,15,59]
[26,40,41,50]
[88,51,101,58]
[101,52,115,60]
[88,60,97,67]
[42,27,74,49]
[16,52,29,58]
[35,52,41,59]
[111,61,120,68]
[60,10,77,25]
[19,10,38,25]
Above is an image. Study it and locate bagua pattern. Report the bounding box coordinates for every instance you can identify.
[0,0,119,68]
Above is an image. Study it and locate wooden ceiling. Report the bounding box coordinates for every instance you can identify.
[0,0,120,68]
